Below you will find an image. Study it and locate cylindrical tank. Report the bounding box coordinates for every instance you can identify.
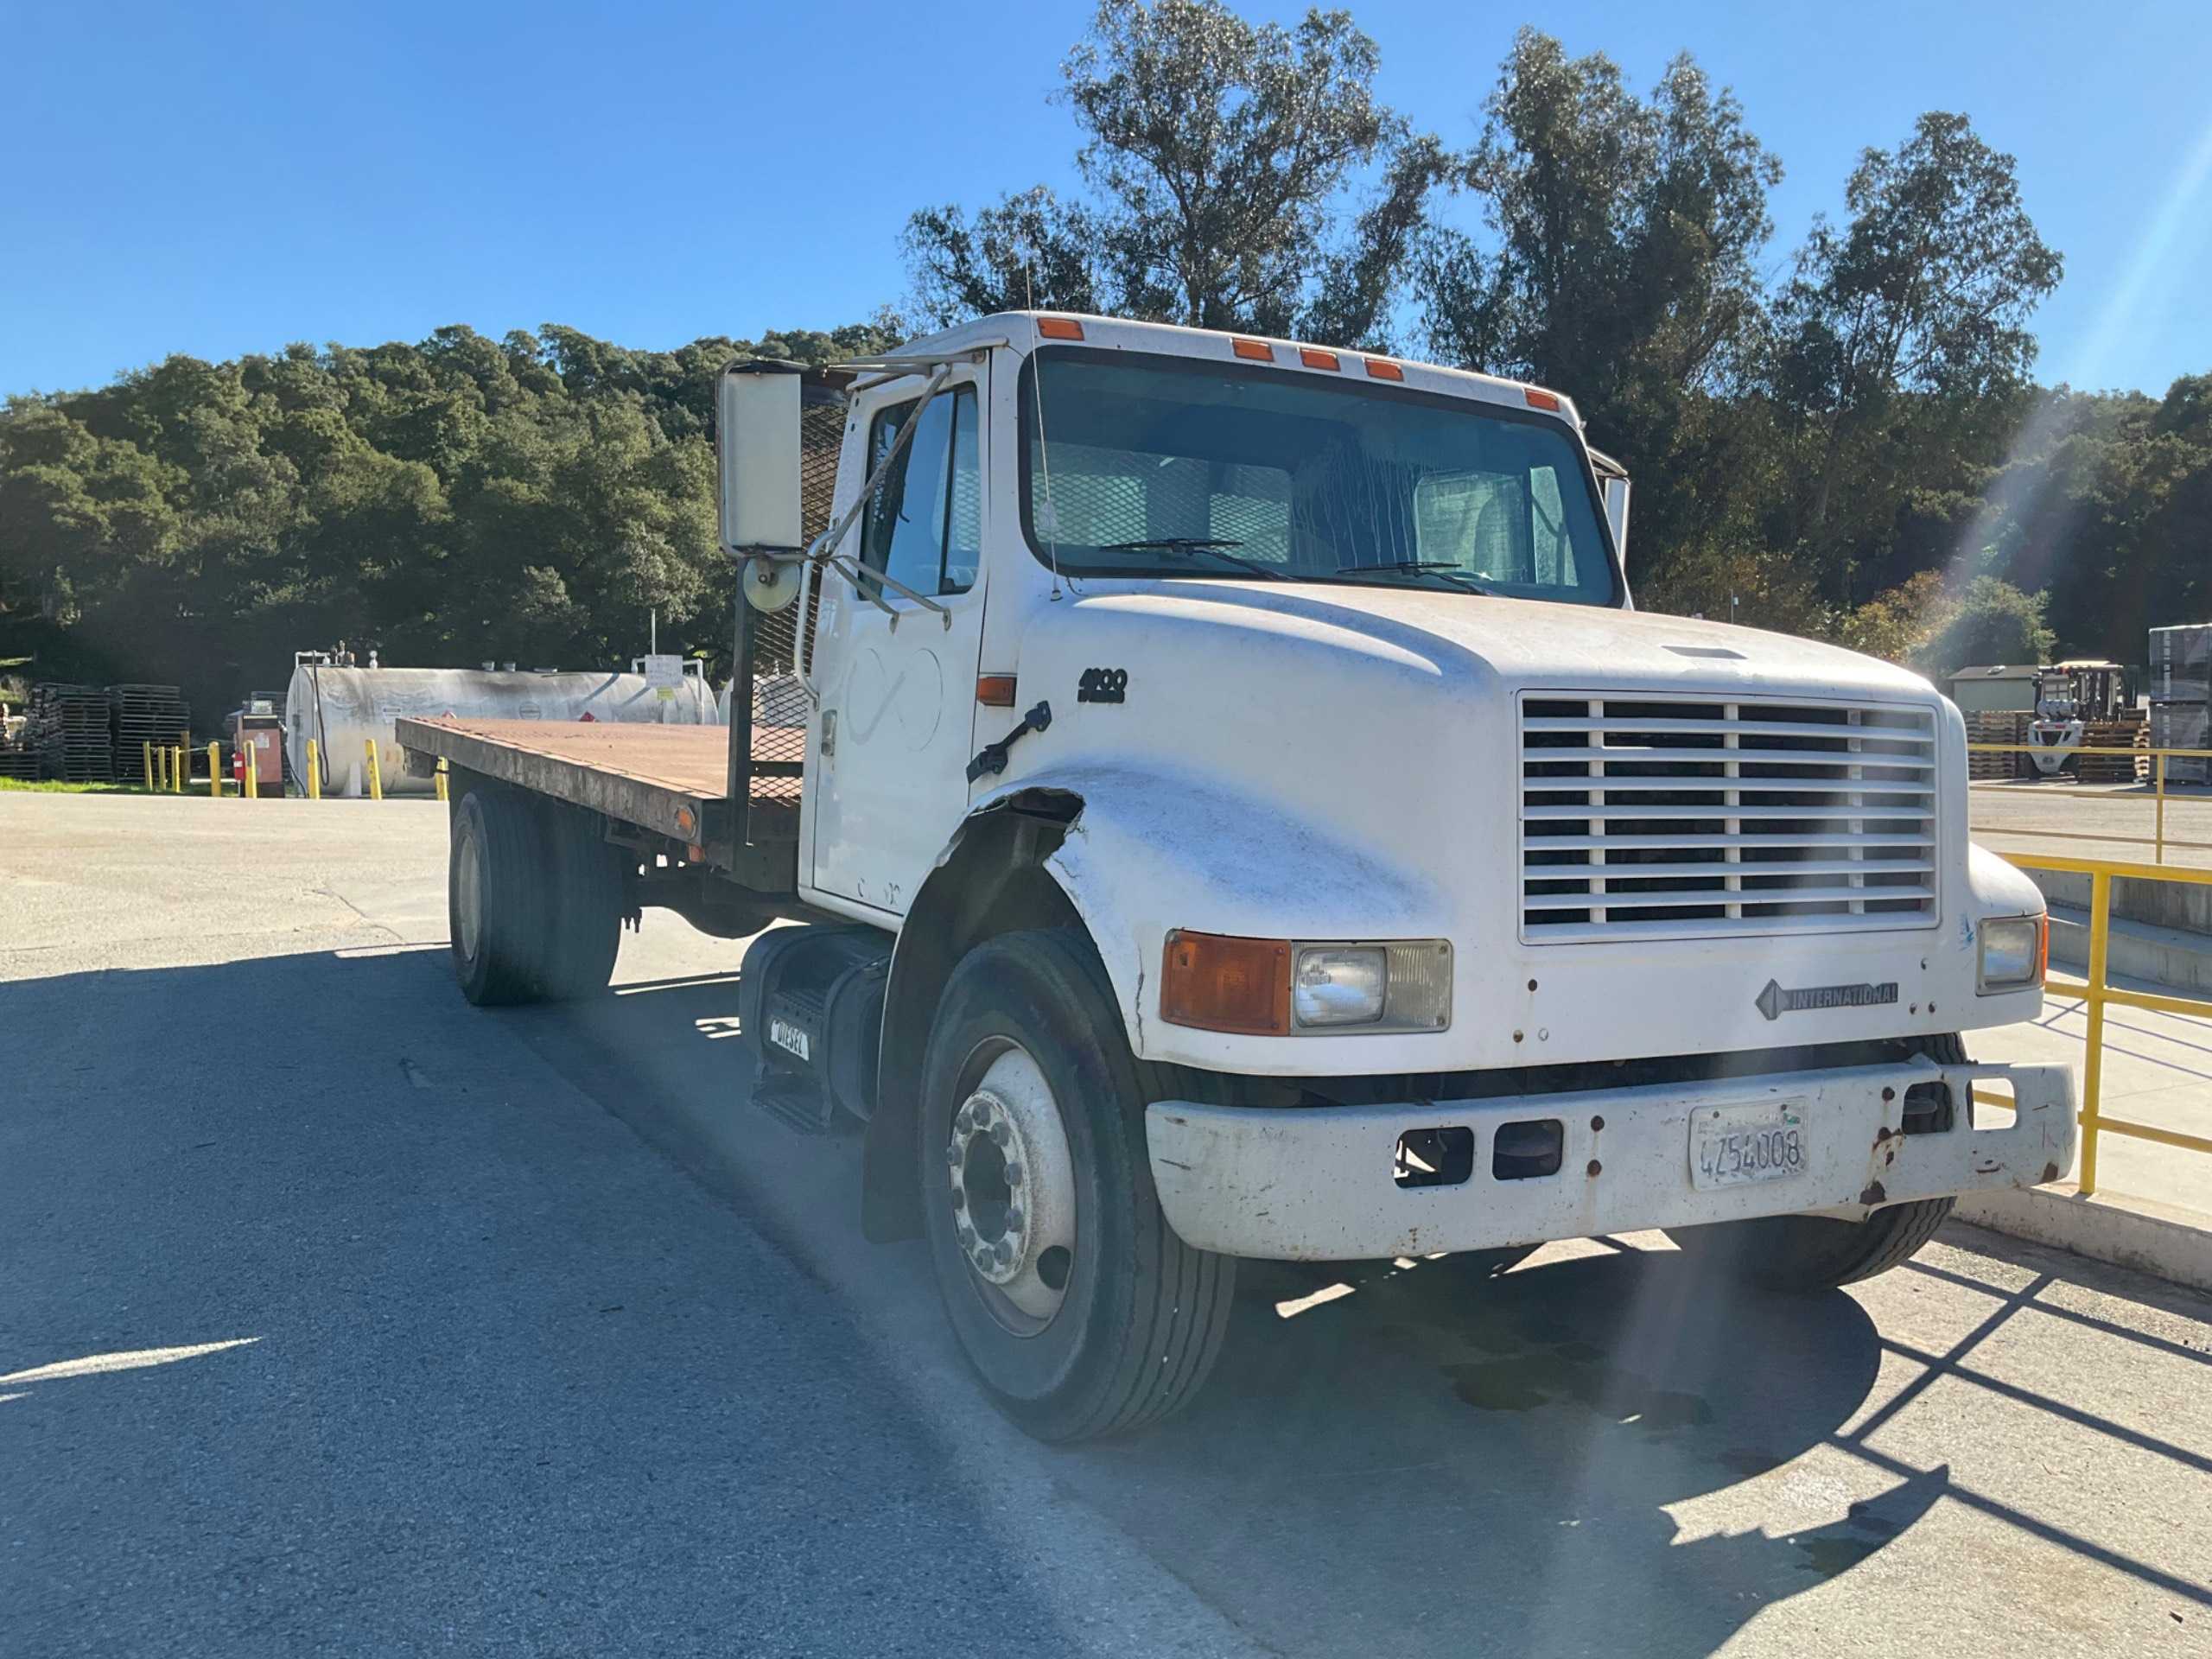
[716,672,810,732]
[287,664,719,797]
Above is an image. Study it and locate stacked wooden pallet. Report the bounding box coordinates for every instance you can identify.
[29,683,113,781]
[108,684,190,779]
[1966,711,2029,780]
[2078,716,2147,784]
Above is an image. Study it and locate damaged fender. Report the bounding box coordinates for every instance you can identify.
[969,759,1444,1070]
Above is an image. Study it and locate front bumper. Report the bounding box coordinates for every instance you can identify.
[1145,1058,2076,1261]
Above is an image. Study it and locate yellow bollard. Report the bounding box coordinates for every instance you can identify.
[172,746,184,794]
[365,737,384,802]
[207,741,221,800]
[435,759,448,803]
[306,737,321,801]
[244,742,258,800]
[153,745,167,791]
[2155,752,2167,866]
[2078,868,2112,1197]
[142,741,154,791]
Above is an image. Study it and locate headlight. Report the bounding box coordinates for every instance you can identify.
[1978,914,2047,994]
[1294,947,1385,1026]
[1162,933,1453,1034]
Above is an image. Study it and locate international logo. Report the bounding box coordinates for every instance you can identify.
[1754,978,1899,1021]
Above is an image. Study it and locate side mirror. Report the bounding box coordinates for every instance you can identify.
[716,360,804,556]
[1600,474,1630,568]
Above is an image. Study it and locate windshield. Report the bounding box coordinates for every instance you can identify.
[1019,346,1620,605]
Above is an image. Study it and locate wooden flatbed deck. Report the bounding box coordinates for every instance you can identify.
[395,717,800,878]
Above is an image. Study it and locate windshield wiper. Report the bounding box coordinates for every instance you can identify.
[1333,561,1494,595]
[1096,537,1290,582]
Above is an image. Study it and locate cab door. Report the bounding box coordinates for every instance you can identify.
[806,367,988,917]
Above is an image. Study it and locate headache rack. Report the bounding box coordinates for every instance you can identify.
[721,375,848,853]
[1518,692,1942,943]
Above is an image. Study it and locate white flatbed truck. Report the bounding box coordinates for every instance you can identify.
[400,312,2075,1442]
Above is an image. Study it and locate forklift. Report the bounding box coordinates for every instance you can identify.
[2025,660,2131,777]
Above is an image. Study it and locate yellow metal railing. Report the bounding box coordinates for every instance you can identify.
[1997,850,2212,1197]
[1969,742,2212,864]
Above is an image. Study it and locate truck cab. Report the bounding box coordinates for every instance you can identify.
[413,311,2075,1442]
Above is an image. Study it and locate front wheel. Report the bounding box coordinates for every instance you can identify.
[918,928,1236,1442]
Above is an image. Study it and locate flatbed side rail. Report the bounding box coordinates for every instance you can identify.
[396,716,720,850]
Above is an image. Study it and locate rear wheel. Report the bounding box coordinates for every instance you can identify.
[448,787,548,1006]
[1667,1035,1967,1292]
[918,928,1236,1442]
[539,802,626,1000]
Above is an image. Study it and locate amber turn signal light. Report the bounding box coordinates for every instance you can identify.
[976,674,1017,708]
[1160,931,1291,1035]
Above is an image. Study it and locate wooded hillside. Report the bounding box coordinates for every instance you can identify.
[3,6,2203,721]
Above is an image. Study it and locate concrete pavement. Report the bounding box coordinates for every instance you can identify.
[1972,779,2212,869]
[4,793,2210,1656]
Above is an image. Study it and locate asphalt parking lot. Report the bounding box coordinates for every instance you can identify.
[4,793,2210,1657]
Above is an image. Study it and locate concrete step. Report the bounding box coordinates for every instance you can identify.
[2047,901,2212,996]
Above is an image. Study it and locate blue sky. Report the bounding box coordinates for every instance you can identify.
[5,0,2209,399]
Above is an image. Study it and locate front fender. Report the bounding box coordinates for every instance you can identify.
[976,760,1446,1072]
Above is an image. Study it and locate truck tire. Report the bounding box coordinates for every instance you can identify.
[537,801,625,1000]
[918,928,1236,1442]
[1666,1035,1968,1292]
[448,786,550,1007]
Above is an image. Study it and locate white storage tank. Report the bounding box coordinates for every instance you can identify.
[717,672,810,732]
[287,661,718,797]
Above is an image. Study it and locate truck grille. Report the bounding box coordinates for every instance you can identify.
[1520,695,1940,942]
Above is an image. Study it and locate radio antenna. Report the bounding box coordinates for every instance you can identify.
[1026,264,1064,601]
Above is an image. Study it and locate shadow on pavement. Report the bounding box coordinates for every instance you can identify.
[576,968,2212,1655]
[8,946,2208,1658]
[0,950,1119,1659]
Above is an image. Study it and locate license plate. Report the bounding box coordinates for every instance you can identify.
[767,1017,810,1063]
[1690,1101,1807,1190]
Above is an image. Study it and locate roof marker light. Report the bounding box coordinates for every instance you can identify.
[1523,387,1561,411]
[1363,359,1404,381]
[1232,338,1275,361]
[1037,317,1084,340]
[1300,347,1340,371]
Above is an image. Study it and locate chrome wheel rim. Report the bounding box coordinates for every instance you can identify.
[945,1041,1077,1333]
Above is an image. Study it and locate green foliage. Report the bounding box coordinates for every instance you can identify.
[0,322,889,717]
[1914,577,2056,679]
[1765,113,2063,594]
[1419,29,1783,599]
[0,776,145,793]
[906,0,1440,345]
[5,7,2203,716]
